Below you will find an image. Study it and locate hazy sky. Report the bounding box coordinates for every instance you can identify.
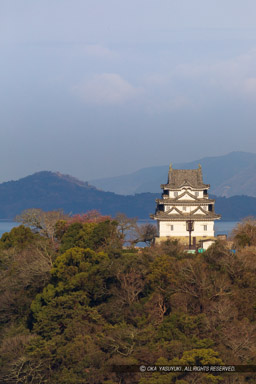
[1,0,256,182]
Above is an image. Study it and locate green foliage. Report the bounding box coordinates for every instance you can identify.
[59,220,121,253]
[147,255,177,294]
[177,348,223,365]
[203,240,231,269]
[58,222,83,251]
[31,292,97,338]
[2,216,256,383]
[0,225,36,249]
[157,313,208,343]
[32,247,110,314]
[139,350,223,384]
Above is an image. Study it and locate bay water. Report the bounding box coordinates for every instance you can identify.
[0,220,238,240]
[0,221,19,237]
[138,220,238,237]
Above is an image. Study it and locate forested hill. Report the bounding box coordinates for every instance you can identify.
[0,171,158,219]
[1,212,256,383]
[0,171,255,221]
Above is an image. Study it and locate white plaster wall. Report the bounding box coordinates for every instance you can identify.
[193,210,206,215]
[179,194,195,201]
[168,189,206,199]
[159,221,187,237]
[166,206,194,213]
[168,210,179,214]
[193,205,210,213]
[193,221,214,237]
[164,205,209,214]
[158,220,215,237]
[202,240,215,250]
[167,205,197,213]
[179,205,195,212]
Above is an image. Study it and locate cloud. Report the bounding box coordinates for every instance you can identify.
[140,48,256,112]
[73,73,143,105]
[83,44,118,59]
[73,49,256,111]
[173,49,256,99]
[243,77,256,97]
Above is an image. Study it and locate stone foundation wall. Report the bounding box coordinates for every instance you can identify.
[154,235,216,246]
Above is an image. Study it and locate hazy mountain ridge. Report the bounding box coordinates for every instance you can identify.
[0,171,158,219]
[90,151,256,197]
[0,170,255,221]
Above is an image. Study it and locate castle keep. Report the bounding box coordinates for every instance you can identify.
[151,164,221,245]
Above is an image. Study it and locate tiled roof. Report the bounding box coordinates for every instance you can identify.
[166,166,209,188]
[151,212,221,221]
[156,199,215,204]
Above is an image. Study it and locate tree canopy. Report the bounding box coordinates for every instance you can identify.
[1,213,256,383]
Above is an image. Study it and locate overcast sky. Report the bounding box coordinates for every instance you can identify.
[1,0,256,182]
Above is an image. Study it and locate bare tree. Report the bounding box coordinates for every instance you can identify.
[115,213,137,236]
[232,217,256,247]
[135,223,157,246]
[16,209,67,242]
[115,268,145,306]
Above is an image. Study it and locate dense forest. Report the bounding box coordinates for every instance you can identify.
[1,210,256,383]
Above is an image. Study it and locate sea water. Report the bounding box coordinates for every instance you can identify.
[0,220,238,240]
[138,220,238,237]
[0,221,19,237]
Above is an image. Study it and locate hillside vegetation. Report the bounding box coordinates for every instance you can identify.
[1,211,256,383]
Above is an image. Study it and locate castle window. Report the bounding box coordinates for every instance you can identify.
[195,191,199,197]
[204,225,207,231]
[170,225,174,231]
[174,191,178,197]
[183,206,186,211]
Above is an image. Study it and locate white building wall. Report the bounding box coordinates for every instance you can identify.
[165,205,208,213]
[179,205,195,212]
[158,220,215,237]
[179,194,195,201]
[196,191,204,198]
[194,221,214,237]
[159,221,187,237]
[202,240,216,250]
[168,189,206,199]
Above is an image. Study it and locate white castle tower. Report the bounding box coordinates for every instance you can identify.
[151,164,221,245]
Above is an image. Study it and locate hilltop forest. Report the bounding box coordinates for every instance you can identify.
[1,209,256,383]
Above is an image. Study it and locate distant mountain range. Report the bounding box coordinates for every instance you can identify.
[0,170,255,221]
[90,151,256,197]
